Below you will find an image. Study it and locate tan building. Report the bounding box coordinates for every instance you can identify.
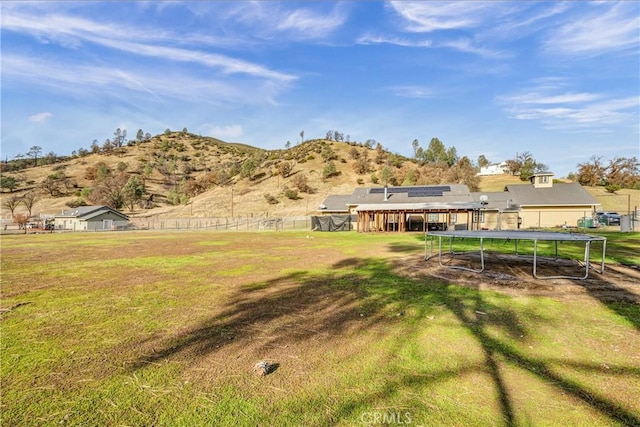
[318,173,600,232]
[504,173,600,229]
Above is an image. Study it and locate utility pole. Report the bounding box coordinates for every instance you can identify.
[231,187,234,218]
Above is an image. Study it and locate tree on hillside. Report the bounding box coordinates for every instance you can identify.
[27,146,42,167]
[322,161,338,180]
[113,128,127,148]
[122,175,145,211]
[88,172,128,209]
[240,157,258,180]
[380,166,395,186]
[353,155,371,175]
[91,139,101,154]
[321,145,337,162]
[21,191,39,218]
[412,139,420,158]
[40,172,68,196]
[2,194,22,218]
[505,152,545,181]
[423,138,447,164]
[375,143,387,165]
[276,161,293,178]
[291,173,312,193]
[0,175,18,192]
[446,156,480,192]
[445,146,458,167]
[606,156,639,189]
[136,129,144,143]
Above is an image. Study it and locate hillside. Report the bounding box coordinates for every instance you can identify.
[1,133,416,219]
[2,132,638,221]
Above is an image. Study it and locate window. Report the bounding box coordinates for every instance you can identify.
[473,211,485,223]
[539,175,549,184]
[428,213,439,222]
[449,213,457,223]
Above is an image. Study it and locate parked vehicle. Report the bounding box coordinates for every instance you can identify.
[595,212,621,226]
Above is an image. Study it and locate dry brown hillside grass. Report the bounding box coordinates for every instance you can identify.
[1,135,414,219]
[2,133,638,220]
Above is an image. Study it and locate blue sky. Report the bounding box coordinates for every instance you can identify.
[1,1,639,177]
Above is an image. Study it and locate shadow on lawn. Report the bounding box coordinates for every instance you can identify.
[580,276,640,331]
[129,256,639,426]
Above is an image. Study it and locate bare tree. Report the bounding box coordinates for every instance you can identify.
[2,194,22,218]
[21,191,39,217]
[27,146,42,167]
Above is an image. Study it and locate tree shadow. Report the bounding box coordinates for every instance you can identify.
[578,270,640,330]
[127,255,639,426]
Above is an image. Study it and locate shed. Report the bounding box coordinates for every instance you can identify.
[54,206,130,231]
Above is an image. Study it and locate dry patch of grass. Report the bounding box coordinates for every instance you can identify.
[1,231,639,426]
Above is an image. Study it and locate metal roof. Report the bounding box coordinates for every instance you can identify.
[356,202,481,212]
[505,182,600,207]
[55,205,129,220]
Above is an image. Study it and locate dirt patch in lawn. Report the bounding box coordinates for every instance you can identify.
[403,252,640,304]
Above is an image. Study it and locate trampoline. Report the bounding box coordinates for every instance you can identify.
[425,230,607,280]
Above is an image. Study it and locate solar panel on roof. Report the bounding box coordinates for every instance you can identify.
[370,186,451,196]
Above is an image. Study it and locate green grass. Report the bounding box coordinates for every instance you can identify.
[1,231,639,426]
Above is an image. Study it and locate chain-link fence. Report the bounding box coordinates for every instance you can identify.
[129,216,312,232]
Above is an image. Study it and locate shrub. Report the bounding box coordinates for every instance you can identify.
[284,189,298,200]
[605,184,620,194]
[264,193,279,204]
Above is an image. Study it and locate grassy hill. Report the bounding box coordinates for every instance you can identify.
[1,132,638,220]
[1,133,415,219]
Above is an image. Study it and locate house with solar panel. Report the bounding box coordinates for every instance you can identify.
[316,184,489,232]
[316,174,600,232]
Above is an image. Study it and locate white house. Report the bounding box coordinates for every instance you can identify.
[478,162,509,176]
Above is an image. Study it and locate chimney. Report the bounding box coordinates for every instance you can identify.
[384,185,388,201]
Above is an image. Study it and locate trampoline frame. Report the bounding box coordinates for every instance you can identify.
[424,230,607,280]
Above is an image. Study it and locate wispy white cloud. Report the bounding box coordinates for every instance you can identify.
[29,112,53,123]
[545,2,640,56]
[383,1,520,57]
[356,33,432,47]
[388,1,498,32]
[198,124,244,140]
[2,11,295,82]
[2,54,285,106]
[216,1,348,41]
[500,81,639,131]
[274,6,347,39]
[388,85,436,99]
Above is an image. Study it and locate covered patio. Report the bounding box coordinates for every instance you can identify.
[355,203,480,233]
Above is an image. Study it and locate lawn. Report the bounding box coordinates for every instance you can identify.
[1,230,639,426]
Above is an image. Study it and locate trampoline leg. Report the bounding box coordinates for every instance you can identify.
[533,240,590,280]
